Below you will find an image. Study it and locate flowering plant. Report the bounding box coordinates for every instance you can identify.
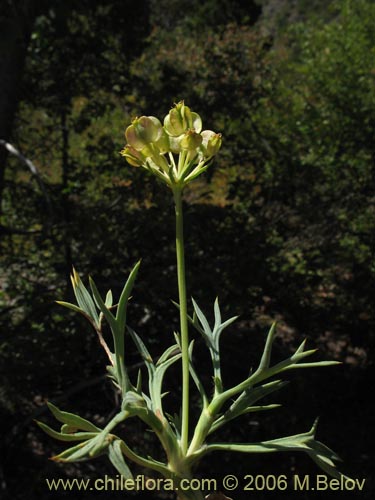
[37,102,346,500]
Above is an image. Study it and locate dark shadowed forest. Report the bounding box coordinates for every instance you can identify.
[0,0,374,499]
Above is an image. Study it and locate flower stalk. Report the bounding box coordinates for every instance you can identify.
[173,186,190,454]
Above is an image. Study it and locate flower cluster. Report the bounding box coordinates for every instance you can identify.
[121,101,222,188]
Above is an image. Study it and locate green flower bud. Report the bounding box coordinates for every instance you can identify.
[164,101,202,137]
[180,129,203,151]
[120,144,145,167]
[201,130,222,157]
[125,116,163,151]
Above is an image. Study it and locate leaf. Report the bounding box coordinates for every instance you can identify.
[157,344,180,365]
[55,301,88,317]
[136,369,143,393]
[284,361,342,369]
[192,298,211,334]
[51,432,108,462]
[90,278,129,392]
[89,277,117,333]
[258,323,276,370]
[150,351,181,411]
[188,340,208,407]
[51,441,93,462]
[35,420,98,442]
[210,380,287,433]
[128,326,154,383]
[108,440,133,479]
[116,261,141,331]
[47,402,101,432]
[202,419,348,480]
[105,290,113,308]
[231,381,286,414]
[128,327,181,413]
[191,298,238,394]
[70,268,99,326]
[213,297,221,331]
[52,435,107,462]
[238,330,342,389]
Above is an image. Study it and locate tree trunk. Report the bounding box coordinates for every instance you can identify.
[0,1,39,216]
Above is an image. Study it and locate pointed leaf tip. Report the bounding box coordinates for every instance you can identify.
[310,416,320,436]
[259,322,277,370]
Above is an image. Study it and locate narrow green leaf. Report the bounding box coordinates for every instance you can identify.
[71,268,99,326]
[210,380,288,433]
[283,361,342,371]
[89,277,117,333]
[151,353,182,411]
[295,338,307,354]
[51,431,110,462]
[213,297,221,331]
[35,420,98,442]
[56,301,85,315]
[219,315,239,331]
[108,440,133,479]
[231,380,288,414]
[309,416,320,436]
[201,420,347,480]
[56,301,97,328]
[127,327,153,366]
[47,402,101,432]
[136,369,143,393]
[260,348,320,379]
[51,441,91,462]
[258,323,276,370]
[191,310,203,332]
[157,344,180,365]
[292,348,318,361]
[105,290,113,308]
[192,298,211,336]
[172,300,203,334]
[188,340,208,407]
[173,331,181,346]
[116,260,141,331]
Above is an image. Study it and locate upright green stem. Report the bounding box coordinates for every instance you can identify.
[173,187,190,454]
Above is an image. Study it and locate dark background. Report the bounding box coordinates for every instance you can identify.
[0,0,374,499]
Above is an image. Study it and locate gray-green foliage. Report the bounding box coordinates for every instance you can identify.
[38,266,346,496]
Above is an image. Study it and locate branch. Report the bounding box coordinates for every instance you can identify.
[0,139,53,218]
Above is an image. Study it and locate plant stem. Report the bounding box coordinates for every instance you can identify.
[173,187,190,455]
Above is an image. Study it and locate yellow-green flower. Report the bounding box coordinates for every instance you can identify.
[121,102,222,188]
[125,116,162,151]
[201,130,222,158]
[164,101,202,137]
[180,129,203,151]
[120,145,145,167]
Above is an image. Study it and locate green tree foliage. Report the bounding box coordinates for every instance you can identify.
[245,0,375,336]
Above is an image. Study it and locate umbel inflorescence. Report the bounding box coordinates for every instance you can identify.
[121,101,222,187]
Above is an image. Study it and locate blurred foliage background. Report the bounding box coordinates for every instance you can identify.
[0,0,374,498]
